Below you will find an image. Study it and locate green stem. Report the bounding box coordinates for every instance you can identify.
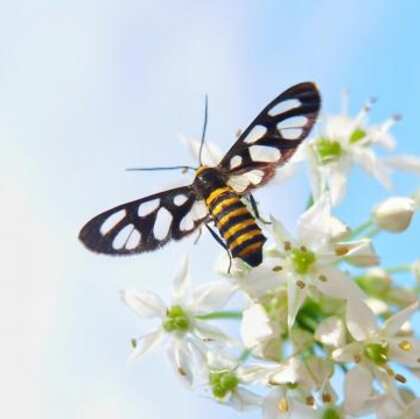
[385,264,412,274]
[239,348,252,363]
[365,225,381,239]
[196,310,243,320]
[350,218,373,239]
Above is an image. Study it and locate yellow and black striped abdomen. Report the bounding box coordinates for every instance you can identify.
[205,186,266,267]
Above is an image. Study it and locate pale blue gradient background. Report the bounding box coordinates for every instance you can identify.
[1,1,419,418]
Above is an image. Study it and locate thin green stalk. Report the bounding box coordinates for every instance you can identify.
[385,264,412,274]
[305,194,314,210]
[350,218,373,239]
[195,310,243,320]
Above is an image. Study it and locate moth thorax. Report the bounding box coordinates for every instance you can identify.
[194,166,227,198]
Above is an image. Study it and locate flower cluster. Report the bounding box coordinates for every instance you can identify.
[122,92,420,418]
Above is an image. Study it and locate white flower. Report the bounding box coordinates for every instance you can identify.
[333,300,420,384]
[262,387,318,419]
[121,257,237,386]
[367,387,420,419]
[269,195,370,328]
[373,196,416,232]
[204,351,262,411]
[302,98,399,205]
[180,134,223,167]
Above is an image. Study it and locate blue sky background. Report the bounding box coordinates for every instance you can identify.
[1,1,419,418]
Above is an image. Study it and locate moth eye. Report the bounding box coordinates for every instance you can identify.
[230,155,243,169]
[243,125,267,144]
[249,145,281,163]
[100,209,126,235]
[113,224,135,250]
[173,194,188,206]
[138,199,160,217]
[268,99,300,116]
[153,207,173,240]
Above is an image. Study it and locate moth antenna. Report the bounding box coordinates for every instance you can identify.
[198,94,209,166]
[126,165,196,173]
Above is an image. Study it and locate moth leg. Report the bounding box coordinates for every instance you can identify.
[205,224,232,273]
[194,226,203,245]
[249,194,271,225]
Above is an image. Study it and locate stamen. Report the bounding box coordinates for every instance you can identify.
[318,275,327,282]
[399,340,413,352]
[284,241,292,251]
[277,398,289,413]
[335,245,349,256]
[306,395,315,406]
[297,280,306,289]
[322,392,332,403]
[395,374,407,383]
[273,265,283,272]
[354,354,362,363]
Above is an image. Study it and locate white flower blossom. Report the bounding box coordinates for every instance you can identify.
[269,195,370,328]
[373,196,416,232]
[202,351,262,411]
[333,300,420,384]
[121,257,237,386]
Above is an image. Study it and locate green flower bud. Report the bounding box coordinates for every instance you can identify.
[163,305,190,333]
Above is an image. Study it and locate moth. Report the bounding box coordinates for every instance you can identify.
[79,82,321,267]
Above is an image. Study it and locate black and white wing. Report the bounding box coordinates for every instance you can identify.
[219,82,321,193]
[79,186,209,255]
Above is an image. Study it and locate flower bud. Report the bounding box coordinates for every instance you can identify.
[373,197,415,232]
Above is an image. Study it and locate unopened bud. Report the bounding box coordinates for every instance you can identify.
[373,197,415,233]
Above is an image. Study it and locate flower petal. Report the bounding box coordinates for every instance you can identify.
[332,342,362,363]
[287,276,307,329]
[346,298,378,341]
[385,154,420,175]
[338,239,380,267]
[315,266,366,302]
[190,281,236,313]
[353,147,392,188]
[172,256,190,304]
[129,329,164,360]
[241,304,274,351]
[315,316,346,348]
[166,339,194,387]
[271,216,293,245]
[180,135,223,167]
[344,366,373,414]
[231,387,262,411]
[194,322,234,345]
[121,289,166,318]
[383,301,419,336]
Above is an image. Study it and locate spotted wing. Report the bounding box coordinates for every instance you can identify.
[219,82,321,193]
[79,186,209,255]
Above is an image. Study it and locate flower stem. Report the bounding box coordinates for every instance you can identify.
[350,218,373,238]
[305,194,314,209]
[196,310,243,320]
[385,264,411,274]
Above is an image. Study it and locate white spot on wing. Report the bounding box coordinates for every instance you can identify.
[174,194,188,206]
[153,207,173,240]
[191,200,208,221]
[228,175,248,193]
[230,155,242,169]
[277,116,307,140]
[138,199,160,217]
[243,125,267,144]
[249,145,281,163]
[268,99,300,116]
[277,116,307,129]
[246,169,265,185]
[125,228,141,250]
[180,214,194,231]
[112,224,134,250]
[100,209,126,235]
